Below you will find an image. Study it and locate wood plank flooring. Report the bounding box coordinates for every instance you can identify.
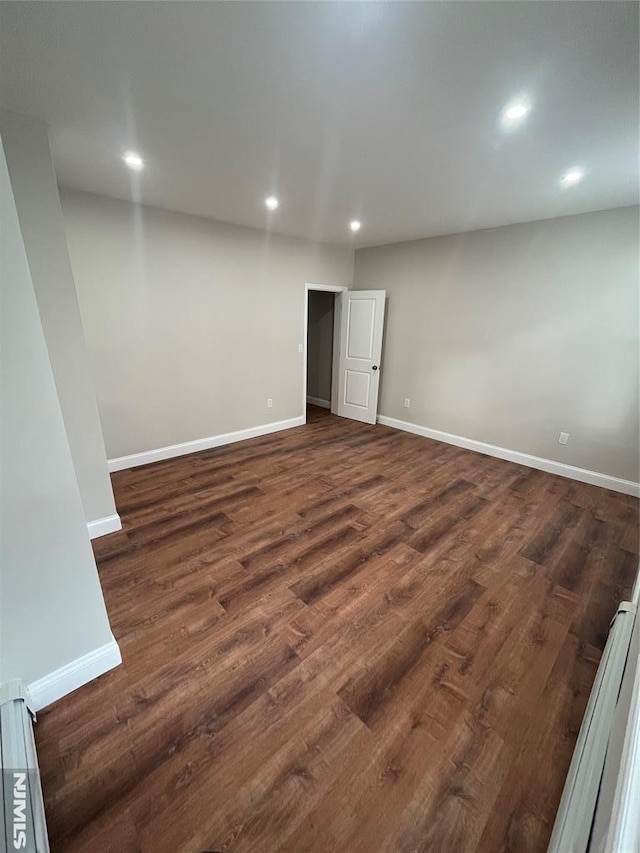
[35,406,639,853]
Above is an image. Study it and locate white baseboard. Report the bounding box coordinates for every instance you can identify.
[87,512,122,539]
[107,415,305,472]
[307,396,331,409]
[27,634,122,711]
[377,415,640,497]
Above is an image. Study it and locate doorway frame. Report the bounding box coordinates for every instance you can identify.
[302,282,348,425]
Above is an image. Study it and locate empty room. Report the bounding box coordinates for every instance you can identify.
[1,2,639,852]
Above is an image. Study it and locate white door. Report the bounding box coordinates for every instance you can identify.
[336,290,386,424]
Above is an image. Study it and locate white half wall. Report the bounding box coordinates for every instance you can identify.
[0,136,119,703]
[61,189,354,460]
[355,207,640,485]
[0,110,117,528]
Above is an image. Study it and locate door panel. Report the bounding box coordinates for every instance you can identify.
[336,290,386,424]
[346,299,376,359]
[345,370,371,408]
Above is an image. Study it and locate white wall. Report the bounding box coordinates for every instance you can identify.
[354,206,640,484]
[0,137,118,701]
[307,290,335,403]
[61,189,353,460]
[0,111,117,527]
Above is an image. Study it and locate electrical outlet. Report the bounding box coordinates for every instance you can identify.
[267,398,273,409]
[404,398,411,409]
[298,343,303,353]
[558,431,570,445]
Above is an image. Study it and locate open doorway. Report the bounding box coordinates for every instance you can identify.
[302,283,387,425]
[302,283,346,422]
[306,289,336,411]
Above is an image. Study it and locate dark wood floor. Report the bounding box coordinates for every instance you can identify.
[36,406,639,853]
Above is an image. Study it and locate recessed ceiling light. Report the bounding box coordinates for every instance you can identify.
[265,196,279,211]
[350,220,361,232]
[123,151,144,170]
[500,100,531,130]
[504,103,529,120]
[561,168,584,186]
